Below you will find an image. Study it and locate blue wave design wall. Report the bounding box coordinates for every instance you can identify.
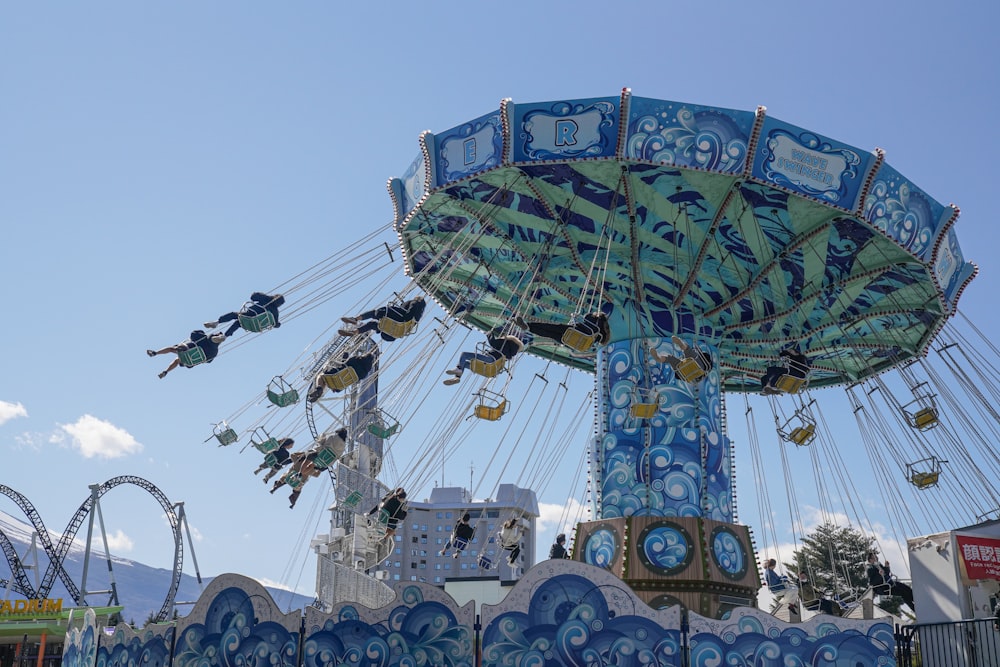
[598,337,731,522]
[62,568,894,667]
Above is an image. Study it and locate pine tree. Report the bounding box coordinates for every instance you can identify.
[784,522,904,615]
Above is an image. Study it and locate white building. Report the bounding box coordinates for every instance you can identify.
[380,484,539,586]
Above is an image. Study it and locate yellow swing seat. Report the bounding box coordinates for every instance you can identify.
[469,356,505,378]
[911,407,939,431]
[378,317,417,339]
[775,374,806,394]
[177,346,207,368]
[788,423,816,446]
[630,387,659,419]
[561,327,596,353]
[475,399,509,421]
[676,357,707,383]
[630,402,659,419]
[323,366,359,391]
[910,471,940,489]
[238,309,276,333]
[474,391,509,421]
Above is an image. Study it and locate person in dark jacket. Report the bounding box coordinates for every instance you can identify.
[443,327,524,385]
[340,295,426,341]
[761,348,810,395]
[866,552,915,610]
[205,292,285,338]
[549,533,570,559]
[254,437,295,481]
[439,513,476,557]
[515,312,610,351]
[307,351,377,402]
[147,329,226,379]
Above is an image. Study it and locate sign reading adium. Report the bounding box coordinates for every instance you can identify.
[0,598,64,617]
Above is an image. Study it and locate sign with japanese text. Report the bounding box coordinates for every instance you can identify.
[956,534,1000,580]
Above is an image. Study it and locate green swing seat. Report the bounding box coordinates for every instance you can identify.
[213,424,238,446]
[342,490,364,508]
[177,346,207,368]
[253,437,280,455]
[238,310,277,333]
[266,377,299,407]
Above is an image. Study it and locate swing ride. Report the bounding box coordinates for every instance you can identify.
[382,88,980,616]
[197,91,1000,658]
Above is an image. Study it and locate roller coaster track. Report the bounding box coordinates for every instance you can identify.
[0,476,183,622]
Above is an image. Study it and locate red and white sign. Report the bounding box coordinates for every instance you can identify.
[956,534,1000,580]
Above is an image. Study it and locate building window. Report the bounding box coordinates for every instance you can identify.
[393,574,400,581]
[411,563,417,569]
[434,576,442,583]
[410,575,417,581]
[395,548,402,555]
[412,536,418,543]
[436,512,443,519]
[461,563,468,570]
[445,512,453,519]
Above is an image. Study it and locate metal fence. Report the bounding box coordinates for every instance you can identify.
[897,618,1000,666]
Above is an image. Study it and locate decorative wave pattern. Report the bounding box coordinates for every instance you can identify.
[599,338,730,522]
[481,561,894,666]
[626,97,753,173]
[304,587,474,667]
[63,569,893,667]
[172,580,300,667]
[98,624,174,667]
[62,608,98,667]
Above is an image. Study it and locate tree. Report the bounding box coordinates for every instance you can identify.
[783,522,905,616]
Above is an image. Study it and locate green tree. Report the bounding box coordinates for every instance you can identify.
[784,522,907,616]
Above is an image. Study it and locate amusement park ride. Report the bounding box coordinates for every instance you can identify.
[4,91,996,649]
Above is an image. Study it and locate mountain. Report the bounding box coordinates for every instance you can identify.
[0,510,313,625]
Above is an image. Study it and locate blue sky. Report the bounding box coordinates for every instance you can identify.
[2,2,998,603]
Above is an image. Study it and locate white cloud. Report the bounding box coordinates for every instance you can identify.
[58,414,143,459]
[0,401,28,425]
[105,529,134,553]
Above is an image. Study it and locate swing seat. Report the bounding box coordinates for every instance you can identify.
[262,451,281,468]
[910,407,939,430]
[285,471,304,489]
[368,420,400,439]
[177,346,207,368]
[323,366,359,391]
[630,402,659,419]
[313,447,338,469]
[267,387,299,407]
[475,399,509,421]
[910,471,940,489]
[214,425,238,446]
[452,536,470,552]
[342,490,363,508]
[788,424,816,446]
[253,437,280,455]
[775,374,806,394]
[478,554,493,569]
[561,327,596,353]
[469,356,505,378]
[378,317,416,339]
[238,310,276,333]
[676,357,707,383]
